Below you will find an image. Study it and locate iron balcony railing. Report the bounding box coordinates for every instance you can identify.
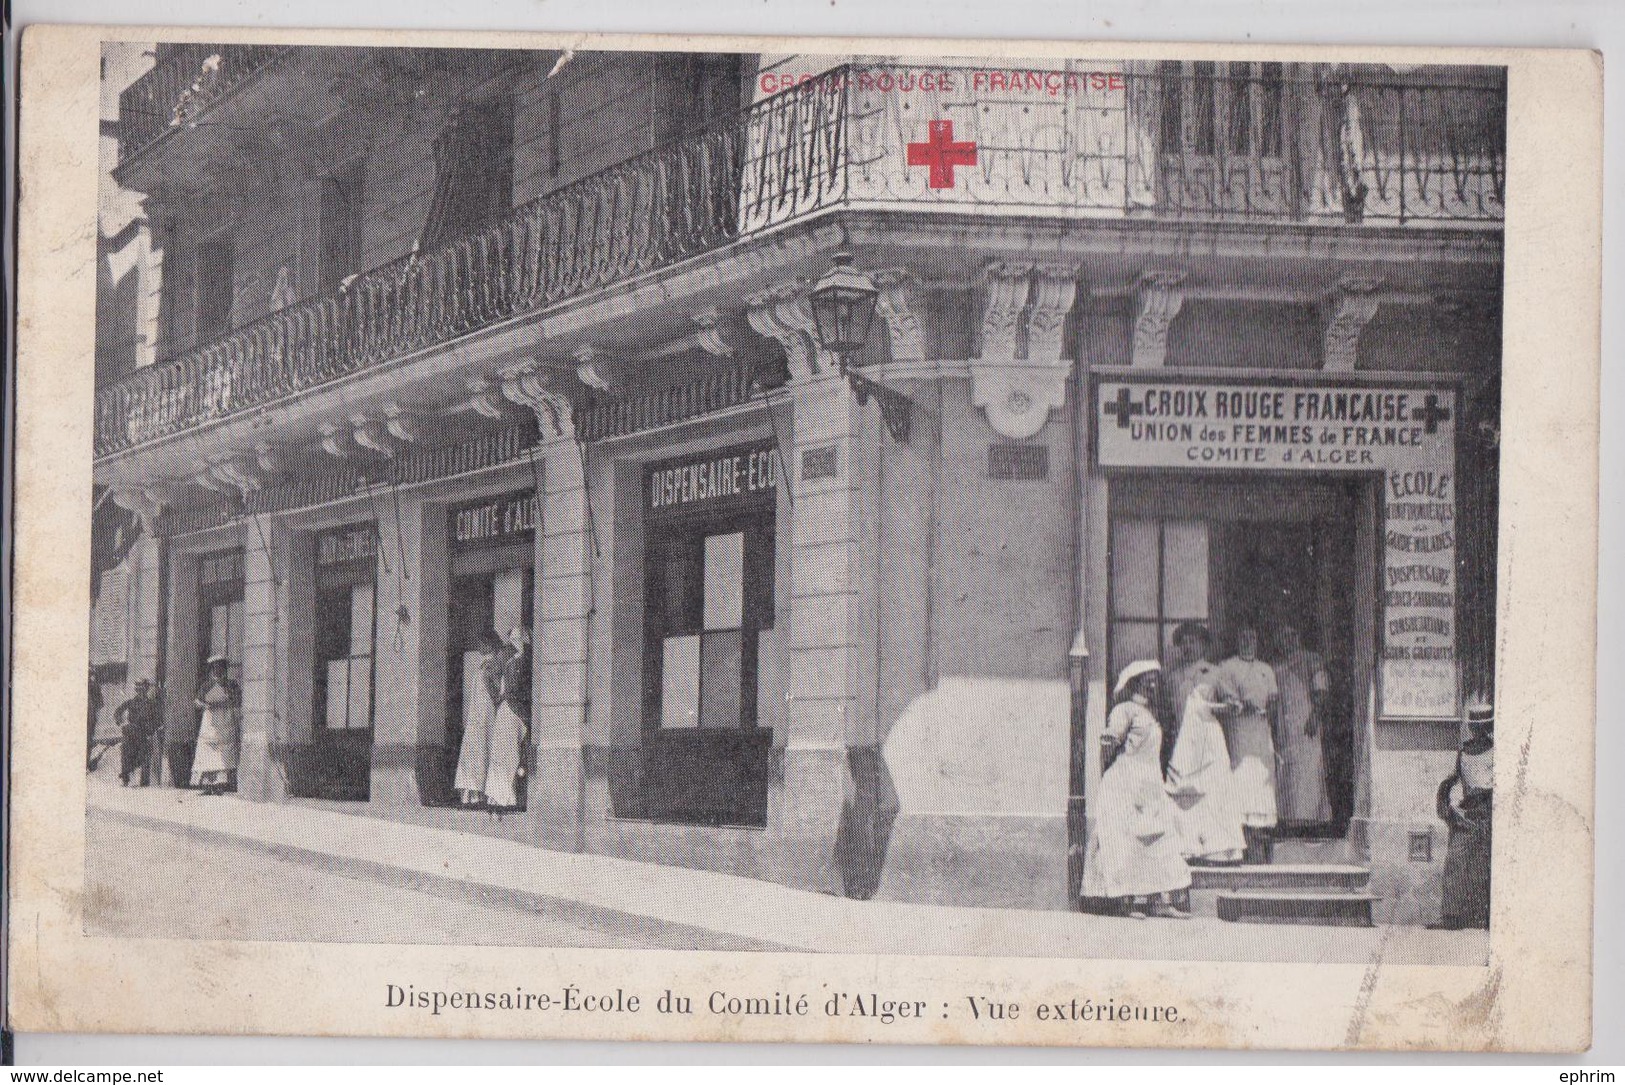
[116,44,292,164]
[96,62,1505,458]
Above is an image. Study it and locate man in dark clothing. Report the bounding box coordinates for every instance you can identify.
[114,679,163,786]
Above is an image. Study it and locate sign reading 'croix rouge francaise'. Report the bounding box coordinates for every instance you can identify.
[1095,379,1462,720]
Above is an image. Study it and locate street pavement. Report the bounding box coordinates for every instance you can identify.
[84,775,1490,964]
[86,812,667,949]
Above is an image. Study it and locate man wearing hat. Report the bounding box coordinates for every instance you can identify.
[1431,700,1494,929]
[113,679,163,787]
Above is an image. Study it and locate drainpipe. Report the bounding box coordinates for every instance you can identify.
[151,530,170,785]
[1066,342,1092,908]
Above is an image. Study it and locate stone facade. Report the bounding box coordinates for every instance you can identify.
[92,46,1505,926]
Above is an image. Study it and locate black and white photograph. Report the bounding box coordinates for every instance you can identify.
[9,21,1604,1054]
[79,42,1510,963]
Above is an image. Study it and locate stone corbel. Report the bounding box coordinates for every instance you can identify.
[746,284,825,381]
[970,262,1078,441]
[1131,272,1186,368]
[501,358,575,439]
[319,421,358,460]
[1322,276,1385,372]
[190,468,235,495]
[253,442,283,478]
[1026,263,1081,362]
[979,261,1034,362]
[211,454,266,495]
[384,404,421,445]
[466,376,510,420]
[111,486,171,536]
[690,307,735,358]
[872,270,927,365]
[574,345,613,392]
[350,412,399,458]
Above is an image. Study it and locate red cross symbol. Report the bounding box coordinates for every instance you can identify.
[907,120,977,189]
[1103,386,1145,428]
[1410,393,1452,434]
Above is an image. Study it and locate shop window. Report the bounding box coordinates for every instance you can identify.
[639,443,779,827]
[306,524,378,801]
[319,581,375,731]
[1109,517,1210,680]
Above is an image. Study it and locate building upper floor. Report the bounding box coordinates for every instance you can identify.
[95,45,1506,464]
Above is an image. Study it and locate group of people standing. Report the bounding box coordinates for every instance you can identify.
[1082,620,1336,919]
[89,655,243,794]
[453,625,533,811]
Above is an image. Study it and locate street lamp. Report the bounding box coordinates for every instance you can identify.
[809,253,879,368]
[808,252,911,443]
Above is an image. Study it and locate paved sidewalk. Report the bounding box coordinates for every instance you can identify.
[87,778,1490,965]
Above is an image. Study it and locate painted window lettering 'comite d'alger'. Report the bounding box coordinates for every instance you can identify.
[85,42,1504,956]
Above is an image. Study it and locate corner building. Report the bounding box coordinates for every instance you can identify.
[91,47,1505,925]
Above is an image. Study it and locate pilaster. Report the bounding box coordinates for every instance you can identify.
[238,516,289,802]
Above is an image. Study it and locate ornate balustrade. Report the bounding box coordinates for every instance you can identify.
[116,44,291,164]
[97,62,1503,458]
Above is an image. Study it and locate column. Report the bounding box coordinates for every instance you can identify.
[238,517,288,802]
[781,371,862,895]
[533,436,590,850]
[370,498,432,807]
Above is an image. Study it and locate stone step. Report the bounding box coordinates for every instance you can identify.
[1189,863,1370,892]
[1268,837,1357,865]
[1215,890,1378,928]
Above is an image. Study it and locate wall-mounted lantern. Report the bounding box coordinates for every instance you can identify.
[809,252,911,443]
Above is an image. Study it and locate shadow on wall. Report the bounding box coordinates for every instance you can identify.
[835,746,899,899]
[857,676,1072,909]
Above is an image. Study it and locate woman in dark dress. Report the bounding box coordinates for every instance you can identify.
[1431,701,1494,929]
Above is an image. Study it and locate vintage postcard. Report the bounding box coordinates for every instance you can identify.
[8,25,1600,1051]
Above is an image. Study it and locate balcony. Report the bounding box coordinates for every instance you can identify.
[116,44,292,165]
[96,61,1505,460]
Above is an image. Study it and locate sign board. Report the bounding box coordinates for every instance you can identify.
[1096,379,1461,721]
[647,442,778,517]
[451,490,539,550]
[1094,382,1454,471]
[316,523,378,567]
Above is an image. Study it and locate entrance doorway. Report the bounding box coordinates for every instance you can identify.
[302,523,379,802]
[444,561,534,807]
[1107,476,1372,838]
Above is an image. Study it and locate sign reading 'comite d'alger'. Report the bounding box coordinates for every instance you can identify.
[1096,380,1461,720]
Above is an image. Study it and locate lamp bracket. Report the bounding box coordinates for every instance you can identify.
[845,366,913,445]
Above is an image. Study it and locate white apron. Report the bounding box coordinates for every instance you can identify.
[191,683,239,786]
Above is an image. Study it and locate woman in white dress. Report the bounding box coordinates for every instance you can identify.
[453,631,506,806]
[483,625,531,811]
[1165,683,1247,864]
[1081,660,1192,919]
[190,655,241,796]
[1273,624,1332,824]
[1217,625,1279,862]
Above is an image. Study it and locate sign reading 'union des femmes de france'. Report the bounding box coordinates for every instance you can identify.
[1095,380,1461,721]
[1094,382,1455,470]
